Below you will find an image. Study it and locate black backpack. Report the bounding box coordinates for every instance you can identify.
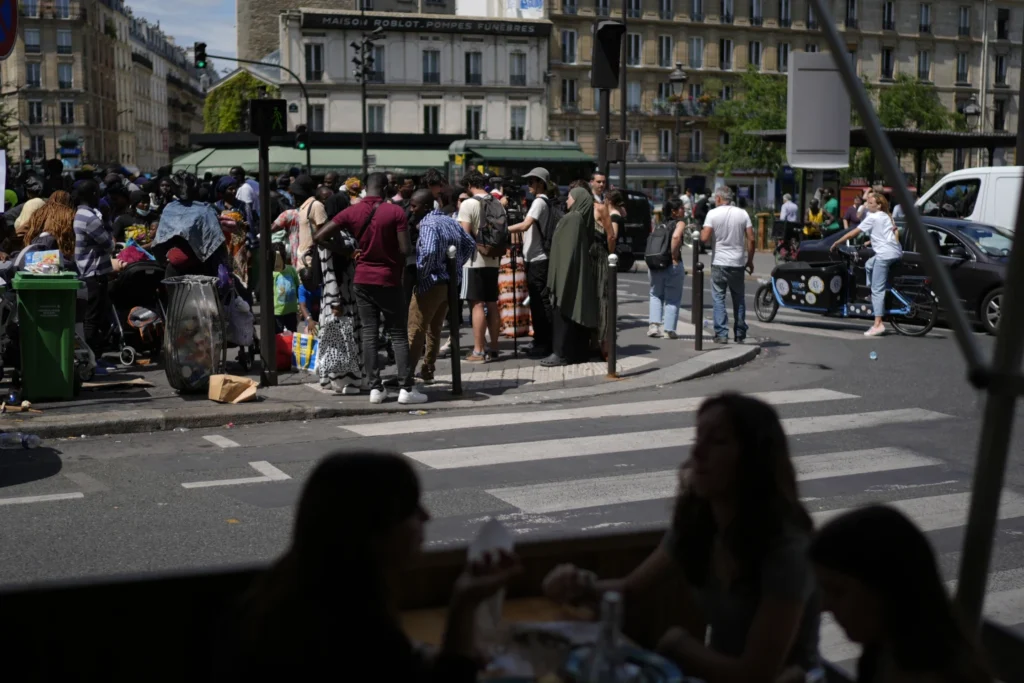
[472,194,510,258]
[645,221,674,270]
[538,195,564,255]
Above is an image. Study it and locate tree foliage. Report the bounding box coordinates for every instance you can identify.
[707,67,788,176]
[203,71,280,133]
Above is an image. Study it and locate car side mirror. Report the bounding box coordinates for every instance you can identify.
[948,245,970,260]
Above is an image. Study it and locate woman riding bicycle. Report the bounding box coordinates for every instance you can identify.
[830,192,903,337]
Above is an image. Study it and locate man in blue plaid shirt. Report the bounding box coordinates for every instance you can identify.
[407,189,476,382]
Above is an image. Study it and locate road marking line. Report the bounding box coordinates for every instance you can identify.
[342,388,859,437]
[62,472,109,493]
[404,408,946,469]
[204,435,241,448]
[486,448,941,514]
[0,492,84,506]
[181,461,291,489]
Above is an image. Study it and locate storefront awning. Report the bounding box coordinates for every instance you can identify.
[172,147,451,176]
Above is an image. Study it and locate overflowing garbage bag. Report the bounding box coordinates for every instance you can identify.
[162,275,225,393]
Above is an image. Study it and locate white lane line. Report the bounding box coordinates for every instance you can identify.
[813,490,1024,533]
[0,492,84,506]
[181,461,291,489]
[342,388,859,437]
[405,408,949,470]
[487,448,942,514]
[204,435,241,449]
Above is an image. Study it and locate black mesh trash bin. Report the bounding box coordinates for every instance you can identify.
[162,275,226,393]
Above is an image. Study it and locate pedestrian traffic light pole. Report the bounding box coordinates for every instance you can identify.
[198,48,313,174]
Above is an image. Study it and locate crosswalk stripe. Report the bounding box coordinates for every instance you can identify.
[486,448,942,514]
[343,388,859,437]
[404,408,949,470]
[813,490,1024,533]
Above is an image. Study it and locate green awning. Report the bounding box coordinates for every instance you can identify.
[173,147,450,176]
[465,147,593,163]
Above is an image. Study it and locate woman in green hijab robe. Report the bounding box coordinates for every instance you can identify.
[543,187,600,366]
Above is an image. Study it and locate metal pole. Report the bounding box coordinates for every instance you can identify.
[691,230,703,351]
[597,88,610,178]
[607,253,618,378]
[446,245,462,395]
[618,0,628,190]
[257,133,276,386]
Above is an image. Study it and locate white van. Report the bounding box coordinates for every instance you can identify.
[915,166,1023,233]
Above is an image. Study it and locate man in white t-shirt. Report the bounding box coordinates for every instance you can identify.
[458,171,502,362]
[700,186,754,343]
[509,167,555,357]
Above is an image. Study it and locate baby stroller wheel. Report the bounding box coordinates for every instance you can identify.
[119,346,137,367]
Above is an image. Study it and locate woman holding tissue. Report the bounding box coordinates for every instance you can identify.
[231,451,521,682]
[542,393,822,683]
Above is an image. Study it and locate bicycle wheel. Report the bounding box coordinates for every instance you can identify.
[890,288,938,337]
[754,284,778,322]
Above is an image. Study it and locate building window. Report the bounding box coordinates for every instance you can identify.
[749,41,762,70]
[778,42,790,72]
[779,0,791,27]
[423,104,440,135]
[719,38,733,70]
[691,0,703,21]
[561,30,577,64]
[304,44,324,82]
[30,136,45,158]
[690,128,703,159]
[369,45,385,83]
[423,49,440,84]
[750,0,762,25]
[628,128,641,157]
[917,50,931,81]
[882,1,895,30]
[60,100,74,125]
[58,63,72,89]
[23,0,38,17]
[563,127,577,142]
[689,36,704,68]
[659,0,673,20]
[57,29,72,54]
[994,100,1006,130]
[510,52,527,86]
[562,78,578,108]
[510,106,526,140]
[995,54,1008,85]
[627,0,641,18]
[307,104,324,132]
[464,51,482,85]
[807,3,817,29]
[627,34,642,66]
[28,100,42,124]
[26,62,41,88]
[881,47,894,79]
[24,28,40,53]
[659,129,672,158]
[466,105,482,139]
[596,0,610,16]
[627,81,642,111]
[919,3,931,32]
[805,43,819,53]
[55,0,70,19]
[658,36,673,67]
[720,0,733,23]
[958,6,971,36]
[997,8,1010,40]
[956,52,969,83]
[367,104,385,133]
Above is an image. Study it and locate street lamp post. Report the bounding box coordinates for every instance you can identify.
[963,94,981,168]
[668,63,688,197]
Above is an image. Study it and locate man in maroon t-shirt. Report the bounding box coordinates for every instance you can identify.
[330,172,426,405]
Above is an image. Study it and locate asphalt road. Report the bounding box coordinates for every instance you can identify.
[0,269,1020,669]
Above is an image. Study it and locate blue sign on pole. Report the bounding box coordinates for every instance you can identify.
[0,0,17,61]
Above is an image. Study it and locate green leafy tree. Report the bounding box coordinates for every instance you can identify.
[203,71,279,133]
[707,67,788,176]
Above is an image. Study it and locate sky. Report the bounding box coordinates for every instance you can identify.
[129,0,238,71]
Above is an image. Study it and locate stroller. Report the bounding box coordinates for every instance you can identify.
[107,260,168,366]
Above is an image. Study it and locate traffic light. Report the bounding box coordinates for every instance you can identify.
[591,21,626,89]
[194,42,207,69]
[295,124,308,151]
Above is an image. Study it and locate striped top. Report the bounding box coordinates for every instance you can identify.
[73,206,114,278]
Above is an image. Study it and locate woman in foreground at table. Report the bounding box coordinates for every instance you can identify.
[543,393,821,683]
[230,451,521,682]
[810,505,990,683]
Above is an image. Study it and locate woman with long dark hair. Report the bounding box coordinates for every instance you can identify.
[231,451,520,682]
[543,393,821,682]
[810,505,990,683]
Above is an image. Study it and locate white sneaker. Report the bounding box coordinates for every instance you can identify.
[398,387,429,405]
[341,384,361,395]
[647,323,661,338]
[369,388,388,404]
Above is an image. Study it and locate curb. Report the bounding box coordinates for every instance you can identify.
[18,346,761,439]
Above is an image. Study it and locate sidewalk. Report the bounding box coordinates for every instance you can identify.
[7,298,760,438]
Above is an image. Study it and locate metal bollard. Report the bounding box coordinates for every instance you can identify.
[607,253,618,378]
[446,246,462,395]
[691,231,704,351]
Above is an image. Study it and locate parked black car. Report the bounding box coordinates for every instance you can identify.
[797,217,1010,334]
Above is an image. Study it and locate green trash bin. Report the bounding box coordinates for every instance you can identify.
[14,272,82,401]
